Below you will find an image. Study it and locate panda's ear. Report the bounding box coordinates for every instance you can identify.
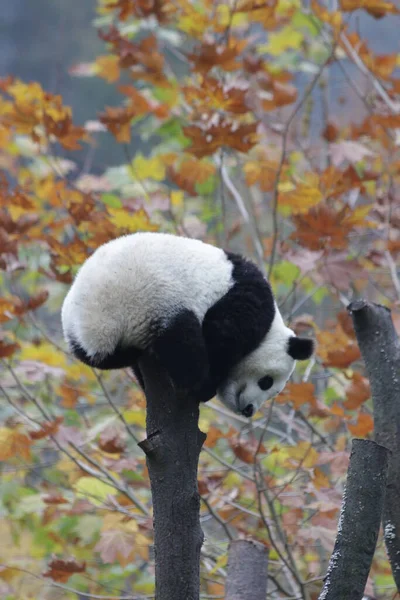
[287,337,315,360]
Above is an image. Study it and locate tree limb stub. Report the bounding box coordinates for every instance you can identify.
[138,355,207,600]
[225,539,268,600]
[318,439,389,600]
[348,300,400,588]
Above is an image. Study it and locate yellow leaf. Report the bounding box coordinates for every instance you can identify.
[0,427,31,461]
[132,154,166,182]
[210,553,228,575]
[263,26,304,56]
[107,208,159,233]
[95,55,120,83]
[171,190,184,208]
[284,441,319,468]
[75,477,117,507]
[122,410,146,428]
[216,4,247,27]
[19,342,67,368]
[279,183,322,213]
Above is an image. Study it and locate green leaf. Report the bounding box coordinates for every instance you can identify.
[195,175,217,195]
[101,194,123,209]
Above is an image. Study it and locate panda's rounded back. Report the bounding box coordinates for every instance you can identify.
[61,232,234,358]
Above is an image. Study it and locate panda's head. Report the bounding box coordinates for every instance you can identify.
[216,308,314,417]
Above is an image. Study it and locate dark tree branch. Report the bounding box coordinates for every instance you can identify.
[138,355,206,600]
[318,439,389,600]
[348,299,400,589]
[225,539,268,600]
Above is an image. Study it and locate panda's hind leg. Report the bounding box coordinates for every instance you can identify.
[151,309,213,400]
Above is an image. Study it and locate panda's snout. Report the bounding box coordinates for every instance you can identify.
[241,403,254,418]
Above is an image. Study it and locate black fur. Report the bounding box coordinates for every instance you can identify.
[201,252,275,391]
[151,309,210,394]
[287,337,314,360]
[68,336,142,369]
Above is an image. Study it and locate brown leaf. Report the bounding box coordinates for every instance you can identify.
[95,530,135,566]
[230,438,266,463]
[29,417,63,440]
[99,427,126,454]
[43,556,86,583]
[187,39,247,74]
[43,493,69,505]
[183,119,258,158]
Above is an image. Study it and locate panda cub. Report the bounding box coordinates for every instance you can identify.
[61,232,314,417]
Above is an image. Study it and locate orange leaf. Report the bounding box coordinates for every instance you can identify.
[43,556,86,583]
[340,0,400,18]
[347,412,374,436]
[344,372,370,409]
[278,382,316,409]
[0,427,32,461]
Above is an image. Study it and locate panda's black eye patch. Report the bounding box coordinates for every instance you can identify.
[258,375,273,391]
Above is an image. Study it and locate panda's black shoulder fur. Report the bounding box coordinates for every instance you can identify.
[201,250,275,385]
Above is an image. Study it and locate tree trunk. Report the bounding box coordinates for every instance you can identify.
[138,355,206,600]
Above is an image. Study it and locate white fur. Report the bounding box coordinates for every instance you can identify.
[61,232,234,360]
[217,304,296,414]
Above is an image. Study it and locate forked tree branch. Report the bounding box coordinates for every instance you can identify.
[138,355,206,600]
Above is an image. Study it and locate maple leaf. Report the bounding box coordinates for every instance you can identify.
[99,427,126,454]
[279,181,323,214]
[244,157,279,192]
[107,207,159,233]
[0,427,32,461]
[311,0,342,28]
[103,0,176,22]
[339,0,400,18]
[95,529,136,566]
[344,372,370,409]
[278,382,316,410]
[43,556,86,583]
[318,253,366,291]
[99,29,166,84]
[187,39,247,74]
[29,417,63,440]
[99,105,135,143]
[229,438,266,463]
[330,141,375,167]
[183,118,258,158]
[290,202,373,251]
[317,326,361,368]
[95,55,121,82]
[347,412,374,436]
[183,77,249,115]
[341,33,397,80]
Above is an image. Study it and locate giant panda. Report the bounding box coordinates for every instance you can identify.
[61,232,314,417]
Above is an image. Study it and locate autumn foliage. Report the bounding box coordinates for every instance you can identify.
[0,0,400,598]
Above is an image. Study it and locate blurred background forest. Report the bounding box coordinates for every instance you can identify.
[1,1,400,599]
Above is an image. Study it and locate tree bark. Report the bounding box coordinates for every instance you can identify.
[348,300,400,588]
[225,539,268,600]
[318,439,389,600]
[138,355,206,600]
